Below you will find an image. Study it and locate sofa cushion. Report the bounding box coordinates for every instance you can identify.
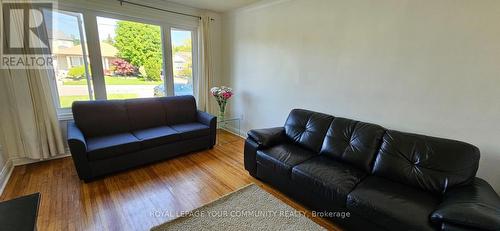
[284,109,334,152]
[87,133,141,161]
[72,100,130,137]
[132,126,180,148]
[125,98,166,130]
[319,117,385,172]
[292,156,367,206]
[159,95,197,125]
[372,130,480,195]
[171,123,210,139]
[346,176,440,231]
[256,143,317,177]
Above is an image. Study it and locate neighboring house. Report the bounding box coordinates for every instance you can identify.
[50,29,187,80]
[52,43,119,78]
[173,51,191,72]
[50,30,75,49]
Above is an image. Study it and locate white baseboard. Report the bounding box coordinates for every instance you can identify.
[0,159,14,196]
[10,153,71,166]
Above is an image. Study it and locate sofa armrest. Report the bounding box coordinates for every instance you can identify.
[197,111,217,147]
[67,121,87,152]
[67,121,92,181]
[247,127,286,148]
[197,110,216,126]
[244,127,285,176]
[244,138,259,176]
[431,177,500,230]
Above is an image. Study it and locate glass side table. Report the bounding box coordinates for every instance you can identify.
[217,117,241,145]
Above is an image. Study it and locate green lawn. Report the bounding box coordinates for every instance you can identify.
[59,94,138,108]
[63,76,161,86]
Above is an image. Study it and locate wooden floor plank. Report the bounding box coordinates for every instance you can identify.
[0,130,341,231]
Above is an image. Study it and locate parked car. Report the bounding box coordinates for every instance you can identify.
[154,84,165,96]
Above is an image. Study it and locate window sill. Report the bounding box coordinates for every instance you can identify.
[58,113,74,121]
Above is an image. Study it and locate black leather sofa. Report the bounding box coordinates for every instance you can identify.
[244,109,500,231]
[68,95,216,181]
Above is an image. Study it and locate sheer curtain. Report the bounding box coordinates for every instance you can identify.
[0,2,65,160]
[196,15,214,113]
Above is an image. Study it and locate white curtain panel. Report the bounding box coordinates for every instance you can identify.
[196,15,214,113]
[0,2,65,160]
[0,71,24,158]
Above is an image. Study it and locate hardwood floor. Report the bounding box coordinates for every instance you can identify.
[0,130,341,231]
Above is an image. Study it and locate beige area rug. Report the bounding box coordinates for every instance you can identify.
[151,184,325,231]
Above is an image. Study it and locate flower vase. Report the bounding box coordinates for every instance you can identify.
[218,108,225,122]
[211,86,232,124]
[219,110,224,121]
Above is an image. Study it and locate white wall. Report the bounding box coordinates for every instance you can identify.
[0,71,15,189]
[0,132,13,195]
[0,146,8,178]
[222,0,500,192]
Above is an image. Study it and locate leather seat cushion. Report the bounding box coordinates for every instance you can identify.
[132,126,180,148]
[87,133,142,161]
[256,143,317,177]
[346,176,440,231]
[170,123,210,139]
[292,156,367,206]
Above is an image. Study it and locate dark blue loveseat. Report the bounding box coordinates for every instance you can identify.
[67,95,216,181]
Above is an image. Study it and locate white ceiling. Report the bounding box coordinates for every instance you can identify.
[165,0,261,12]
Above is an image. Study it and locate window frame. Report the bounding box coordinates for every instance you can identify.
[46,7,94,117]
[52,4,199,119]
[170,27,198,97]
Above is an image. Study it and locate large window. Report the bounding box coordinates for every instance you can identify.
[97,16,165,100]
[45,7,198,115]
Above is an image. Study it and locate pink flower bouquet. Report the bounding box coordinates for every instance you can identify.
[210,86,233,120]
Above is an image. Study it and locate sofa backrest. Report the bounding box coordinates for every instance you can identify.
[72,100,130,137]
[372,130,480,195]
[125,98,166,131]
[158,95,197,125]
[319,117,385,172]
[73,95,199,137]
[284,109,333,152]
